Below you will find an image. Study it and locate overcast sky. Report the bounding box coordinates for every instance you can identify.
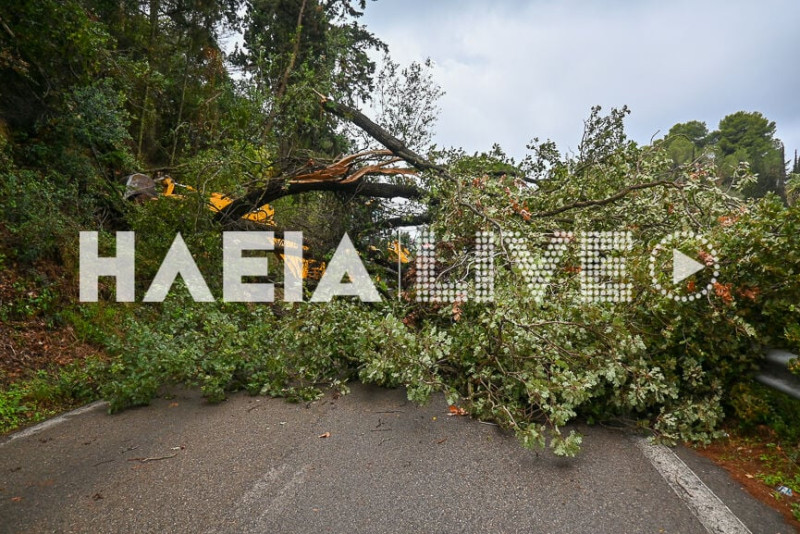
[359,0,800,162]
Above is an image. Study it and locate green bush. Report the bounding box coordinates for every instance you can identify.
[0,385,28,433]
[99,294,336,411]
[0,357,104,433]
[729,382,800,442]
[0,167,85,265]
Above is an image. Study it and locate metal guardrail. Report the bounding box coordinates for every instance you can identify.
[755,349,800,400]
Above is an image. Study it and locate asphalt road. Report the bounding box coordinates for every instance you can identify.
[0,384,794,534]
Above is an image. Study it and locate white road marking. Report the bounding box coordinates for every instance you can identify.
[634,437,752,534]
[0,400,108,447]
[205,463,310,533]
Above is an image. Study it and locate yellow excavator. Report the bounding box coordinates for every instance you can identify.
[123,174,409,281]
[125,173,324,280]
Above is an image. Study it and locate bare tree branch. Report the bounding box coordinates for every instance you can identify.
[317,94,447,175]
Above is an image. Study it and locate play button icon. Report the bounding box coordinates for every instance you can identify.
[672,249,705,285]
[649,231,720,302]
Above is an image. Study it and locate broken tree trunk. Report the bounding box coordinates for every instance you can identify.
[317,95,447,175]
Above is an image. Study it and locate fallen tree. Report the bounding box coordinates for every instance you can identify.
[106,101,800,459]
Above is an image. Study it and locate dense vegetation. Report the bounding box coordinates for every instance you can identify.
[1,0,799,465]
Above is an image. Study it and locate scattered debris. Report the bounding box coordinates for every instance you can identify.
[448,405,468,416]
[318,432,331,439]
[371,418,391,431]
[11,496,22,502]
[92,492,103,501]
[126,453,178,463]
[776,485,793,496]
[436,437,448,445]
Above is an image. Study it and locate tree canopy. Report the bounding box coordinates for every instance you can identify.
[662,112,787,199]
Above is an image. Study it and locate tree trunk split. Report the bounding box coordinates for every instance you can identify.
[319,97,445,174]
[217,97,436,225]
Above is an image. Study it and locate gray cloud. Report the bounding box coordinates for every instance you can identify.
[362,0,800,160]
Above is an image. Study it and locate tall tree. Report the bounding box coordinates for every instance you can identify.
[0,0,113,131]
[713,111,786,199]
[232,0,386,157]
[663,120,710,166]
[76,0,242,164]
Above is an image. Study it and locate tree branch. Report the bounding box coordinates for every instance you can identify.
[532,180,683,219]
[216,177,424,224]
[374,213,432,230]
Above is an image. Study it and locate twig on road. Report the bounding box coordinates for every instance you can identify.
[126,453,178,463]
